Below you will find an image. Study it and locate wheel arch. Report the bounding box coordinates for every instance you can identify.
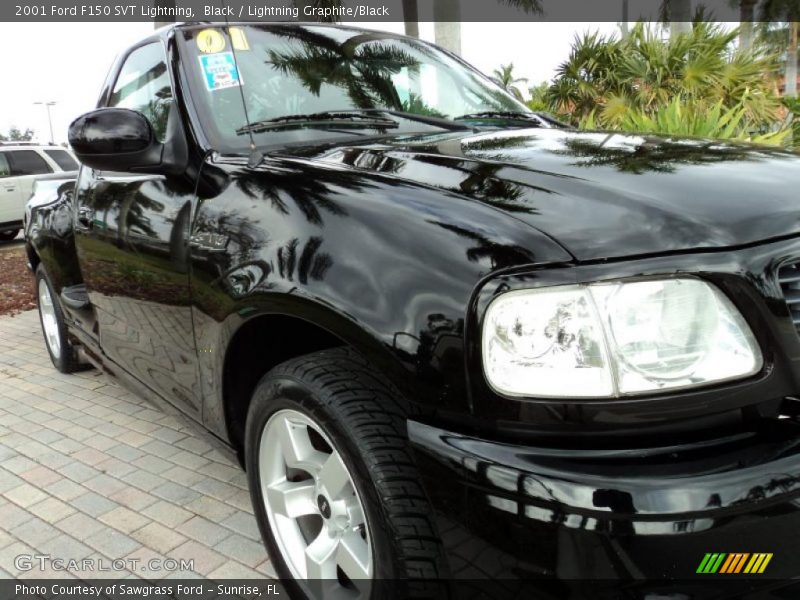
[217,306,411,455]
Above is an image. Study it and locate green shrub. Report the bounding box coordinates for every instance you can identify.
[580,97,792,147]
[548,22,792,147]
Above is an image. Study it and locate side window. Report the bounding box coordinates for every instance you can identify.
[108,42,173,142]
[44,149,79,171]
[8,151,52,176]
[0,153,9,178]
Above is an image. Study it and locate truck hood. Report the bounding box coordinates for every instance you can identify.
[285,128,800,262]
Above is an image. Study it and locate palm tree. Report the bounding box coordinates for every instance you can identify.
[546,30,623,121]
[672,0,693,37]
[527,81,550,111]
[659,0,693,37]
[547,23,783,128]
[779,20,800,98]
[792,22,800,97]
[492,63,528,101]
[756,0,800,99]
[432,0,543,56]
[433,0,462,55]
[401,0,419,38]
[736,0,758,51]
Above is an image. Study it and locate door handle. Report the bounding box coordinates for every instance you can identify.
[77,206,95,229]
[3,187,14,192]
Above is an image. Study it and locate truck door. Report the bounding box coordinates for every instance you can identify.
[72,41,202,420]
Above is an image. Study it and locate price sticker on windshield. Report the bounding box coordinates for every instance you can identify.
[199,53,243,92]
[196,28,226,54]
[229,27,251,52]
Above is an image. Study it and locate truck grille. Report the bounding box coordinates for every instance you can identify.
[779,261,800,334]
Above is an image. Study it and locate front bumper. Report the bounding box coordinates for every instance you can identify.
[408,419,800,593]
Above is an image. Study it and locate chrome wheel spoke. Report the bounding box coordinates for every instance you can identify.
[277,417,327,473]
[346,500,365,528]
[305,527,339,579]
[266,479,317,518]
[318,452,351,500]
[337,529,371,580]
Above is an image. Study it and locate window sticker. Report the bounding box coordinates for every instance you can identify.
[229,27,251,52]
[199,52,243,91]
[196,28,226,54]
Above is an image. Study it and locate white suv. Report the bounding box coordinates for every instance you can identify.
[0,143,79,241]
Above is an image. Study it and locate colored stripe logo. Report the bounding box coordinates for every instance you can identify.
[697,553,773,574]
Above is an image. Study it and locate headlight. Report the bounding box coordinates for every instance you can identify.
[482,278,762,398]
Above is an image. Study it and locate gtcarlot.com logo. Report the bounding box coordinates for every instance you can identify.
[696,552,773,574]
[14,554,194,573]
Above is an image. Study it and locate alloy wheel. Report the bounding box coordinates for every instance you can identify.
[259,408,373,589]
[38,279,61,359]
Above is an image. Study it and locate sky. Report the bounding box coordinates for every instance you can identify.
[0,21,620,144]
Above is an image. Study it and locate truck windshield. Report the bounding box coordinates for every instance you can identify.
[177,24,531,150]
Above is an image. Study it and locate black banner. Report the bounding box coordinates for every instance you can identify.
[2,0,786,23]
[3,579,800,600]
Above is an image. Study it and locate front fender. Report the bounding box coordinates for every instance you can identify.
[189,156,572,436]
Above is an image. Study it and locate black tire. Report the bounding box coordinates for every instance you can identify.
[0,229,19,242]
[35,264,81,374]
[245,347,449,599]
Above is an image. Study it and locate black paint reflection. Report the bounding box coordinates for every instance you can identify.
[74,176,201,417]
[236,165,349,227]
[433,222,538,269]
[410,420,800,580]
[298,127,800,261]
[548,133,786,174]
[329,146,540,216]
[277,237,333,284]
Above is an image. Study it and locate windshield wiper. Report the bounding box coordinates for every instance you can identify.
[454,111,544,123]
[358,109,473,131]
[236,112,399,135]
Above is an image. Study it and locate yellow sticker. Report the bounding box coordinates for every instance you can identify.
[229,27,250,51]
[196,29,226,54]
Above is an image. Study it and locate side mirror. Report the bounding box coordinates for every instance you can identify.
[68,106,187,175]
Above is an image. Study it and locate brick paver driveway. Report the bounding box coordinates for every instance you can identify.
[0,310,274,580]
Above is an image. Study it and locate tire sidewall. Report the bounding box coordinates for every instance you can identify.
[245,376,399,597]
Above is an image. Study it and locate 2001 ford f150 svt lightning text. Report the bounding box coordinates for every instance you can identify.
[24,22,800,599]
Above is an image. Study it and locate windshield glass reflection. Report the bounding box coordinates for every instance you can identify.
[179,24,528,150]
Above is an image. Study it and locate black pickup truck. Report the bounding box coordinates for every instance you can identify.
[25,22,800,598]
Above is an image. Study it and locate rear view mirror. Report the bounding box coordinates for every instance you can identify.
[68,108,159,170]
[68,106,187,176]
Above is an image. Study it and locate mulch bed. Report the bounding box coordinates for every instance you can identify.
[0,246,36,316]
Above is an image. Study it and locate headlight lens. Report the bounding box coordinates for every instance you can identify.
[482,278,762,398]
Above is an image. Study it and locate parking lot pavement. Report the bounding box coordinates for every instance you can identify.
[0,310,274,580]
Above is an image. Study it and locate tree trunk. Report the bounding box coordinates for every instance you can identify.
[738,0,755,51]
[621,0,629,38]
[434,0,461,55]
[402,0,419,38]
[786,22,798,98]
[668,0,692,38]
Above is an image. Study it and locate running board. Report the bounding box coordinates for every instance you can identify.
[60,284,90,310]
